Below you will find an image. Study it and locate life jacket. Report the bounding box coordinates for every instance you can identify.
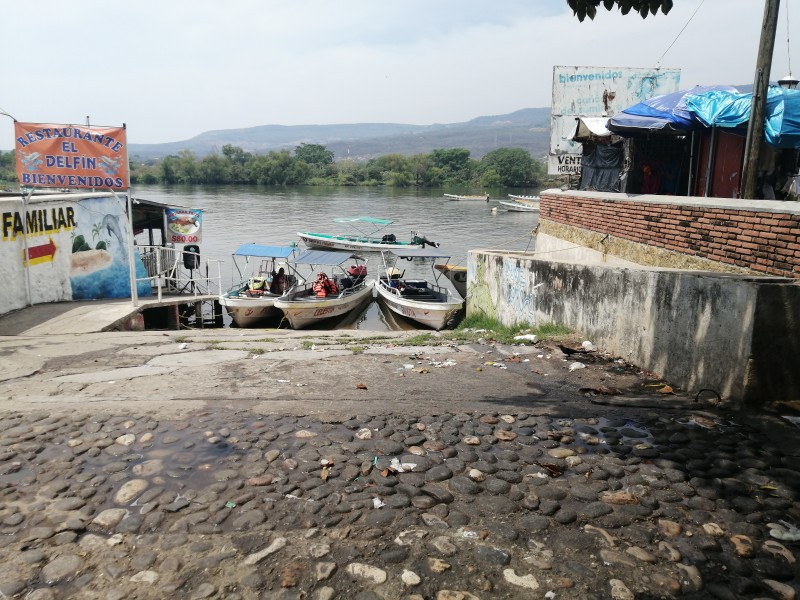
[312,280,327,297]
[249,277,266,291]
[324,279,338,295]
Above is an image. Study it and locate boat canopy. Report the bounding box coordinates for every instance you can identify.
[385,248,452,259]
[232,244,296,258]
[333,217,392,226]
[292,249,360,266]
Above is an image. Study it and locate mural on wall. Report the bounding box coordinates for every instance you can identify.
[0,194,150,314]
[69,196,151,300]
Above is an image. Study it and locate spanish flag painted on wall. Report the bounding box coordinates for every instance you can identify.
[14,122,129,191]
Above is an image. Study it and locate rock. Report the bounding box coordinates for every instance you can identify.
[763,579,796,600]
[599,549,637,567]
[503,569,539,590]
[115,433,136,446]
[702,522,725,537]
[430,536,457,556]
[658,519,682,538]
[730,534,755,557]
[463,436,481,446]
[42,554,83,585]
[468,469,486,481]
[132,459,163,477]
[625,546,657,563]
[402,569,421,586]
[657,541,681,562]
[495,430,517,441]
[243,537,287,565]
[763,540,796,564]
[395,529,428,546]
[547,448,575,458]
[355,428,373,440]
[315,562,337,580]
[436,592,481,600]
[676,563,703,593]
[315,587,336,600]
[295,430,318,438]
[346,562,387,584]
[191,583,216,599]
[427,557,451,573]
[130,570,159,583]
[114,479,149,504]
[89,508,127,532]
[609,579,634,600]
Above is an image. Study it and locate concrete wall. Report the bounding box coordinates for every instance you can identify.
[540,189,800,278]
[468,236,800,405]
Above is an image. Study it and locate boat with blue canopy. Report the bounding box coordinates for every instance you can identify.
[298,217,438,252]
[218,244,301,327]
[273,249,374,329]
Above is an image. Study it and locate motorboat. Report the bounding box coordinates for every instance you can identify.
[298,217,438,252]
[498,199,540,212]
[444,193,490,202]
[433,263,467,298]
[506,194,541,209]
[218,244,301,327]
[273,249,374,329]
[375,248,464,330]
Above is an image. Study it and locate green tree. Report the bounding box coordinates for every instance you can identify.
[0,150,16,183]
[294,143,334,166]
[430,148,473,182]
[568,0,673,21]
[480,148,534,187]
[199,154,231,184]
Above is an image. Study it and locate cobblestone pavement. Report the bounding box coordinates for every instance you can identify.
[0,330,798,599]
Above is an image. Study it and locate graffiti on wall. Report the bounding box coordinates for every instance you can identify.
[501,258,536,324]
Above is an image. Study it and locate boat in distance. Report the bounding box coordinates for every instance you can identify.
[298,217,439,252]
[218,244,300,327]
[498,200,540,212]
[273,249,374,329]
[375,248,464,330]
[444,193,490,202]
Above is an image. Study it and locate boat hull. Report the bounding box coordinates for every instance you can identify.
[375,280,462,330]
[298,232,424,252]
[219,293,282,327]
[444,193,490,201]
[499,200,539,212]
[273,281,374,329]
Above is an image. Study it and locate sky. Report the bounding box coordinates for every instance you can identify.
[1,0,797,149]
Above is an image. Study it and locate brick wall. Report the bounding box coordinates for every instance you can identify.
[540,190,800,278]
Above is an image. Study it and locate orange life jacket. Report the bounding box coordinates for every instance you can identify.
[312,281,327,297]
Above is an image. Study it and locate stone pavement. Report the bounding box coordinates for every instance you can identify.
[0,329,799,599]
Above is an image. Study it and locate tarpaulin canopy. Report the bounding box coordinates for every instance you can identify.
[607,85,739,135]
[333,217,392,225]
[232,244,296,258]
[292,249,360,266]
[686,86,800,148]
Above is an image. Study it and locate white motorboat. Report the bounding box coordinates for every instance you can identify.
[298,217,438,252]
[218,244,301,327]
[499,199,540,212]
[273,249,374,329]
[444,193,490,202]
[375,248,464,330]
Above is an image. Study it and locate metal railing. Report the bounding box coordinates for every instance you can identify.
[137,245,223,302]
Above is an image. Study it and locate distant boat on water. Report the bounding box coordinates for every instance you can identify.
[444,193,490,202]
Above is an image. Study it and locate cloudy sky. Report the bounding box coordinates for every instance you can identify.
[1,0,796,149]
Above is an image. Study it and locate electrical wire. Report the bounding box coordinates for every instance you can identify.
[655,0,706,68]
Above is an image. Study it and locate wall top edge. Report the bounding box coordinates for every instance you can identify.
[540,188,800,215]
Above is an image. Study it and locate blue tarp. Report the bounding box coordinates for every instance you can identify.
[292,249,359,266]
[608,84,800,148]
[607,85,738,134]
[687,86,800,148]
[232,244,296,258]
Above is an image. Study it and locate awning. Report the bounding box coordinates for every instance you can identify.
[333,217,392,225]
[292,249,360,266]
[232,244,296,258]
[569,117,613,141]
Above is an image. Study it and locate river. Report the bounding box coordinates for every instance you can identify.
[134,185,540,329]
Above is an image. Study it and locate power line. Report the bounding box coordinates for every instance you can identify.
[656,0,706,69]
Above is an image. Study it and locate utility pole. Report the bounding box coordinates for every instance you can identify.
[741,0,781,199]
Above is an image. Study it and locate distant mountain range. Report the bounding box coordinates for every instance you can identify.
[128,107,552,162]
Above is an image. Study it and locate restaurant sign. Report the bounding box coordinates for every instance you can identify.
[14,123,129,190]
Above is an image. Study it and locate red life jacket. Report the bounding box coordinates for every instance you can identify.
[312,280,327,297]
